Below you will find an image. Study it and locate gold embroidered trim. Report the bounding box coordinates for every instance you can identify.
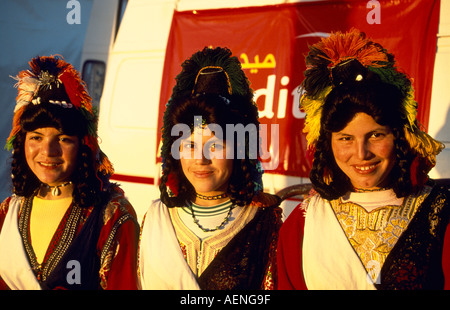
[330,187,431,273]
[100,212,134,264]
[169,205,257,276]
[429,191,448,237]
[19,196,82,282]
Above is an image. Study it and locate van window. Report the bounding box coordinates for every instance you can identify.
[114,0,129,42]
[82,60,106,108]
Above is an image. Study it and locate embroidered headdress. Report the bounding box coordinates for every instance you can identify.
[300,28,443,172]
[169,47,253,101]
[6,55,113,176]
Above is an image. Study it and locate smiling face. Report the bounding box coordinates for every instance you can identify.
[24,127,79,187]
[179,126,234,200]
[331,112,396,190]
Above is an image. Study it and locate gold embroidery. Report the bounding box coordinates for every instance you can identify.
[103,203,118,225]
[100,212,133,264]
[169,205,257,276]
[331,187,431,273]
[429,194,447,237]
[99,248,114,289]
[19,196,82,282]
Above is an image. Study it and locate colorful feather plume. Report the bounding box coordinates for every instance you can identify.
[6,55,114,176]
[302,28,391,100]
[299,28,443,172]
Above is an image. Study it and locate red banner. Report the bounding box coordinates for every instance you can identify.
[159,0,440,177]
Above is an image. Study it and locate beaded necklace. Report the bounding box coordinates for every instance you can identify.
[353,187,390,193]
[185,200,233,232]
[41,181,73,196]
[195,192,228,200]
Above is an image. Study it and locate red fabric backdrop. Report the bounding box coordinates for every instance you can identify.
[158,0,440,177]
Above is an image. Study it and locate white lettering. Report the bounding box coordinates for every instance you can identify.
[259,124,279,171]
[255,74,276,119]
[180,294,214,307]
[66,260,81,285]
[255,75,305,120]
[171,123,192,160]
[66,0,81,24]
[170,119,279,171]
[223,294,271,305]
[226,123,258,159]
[366,0,381,24]
[277,76,290,118]
[201,123,224,160]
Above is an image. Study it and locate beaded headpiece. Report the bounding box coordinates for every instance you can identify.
[300,28,443,171]
[6,55,113,176]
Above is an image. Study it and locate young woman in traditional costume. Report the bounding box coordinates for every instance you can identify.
[138,47,282,290]
[0,56,140,290]
[277,29,450,290]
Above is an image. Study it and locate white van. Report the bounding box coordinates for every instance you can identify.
[81,0,450,222]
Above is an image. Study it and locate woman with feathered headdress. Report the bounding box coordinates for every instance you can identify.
[277,29,450,290]
[138,47,282,290]
[0,56,139,290]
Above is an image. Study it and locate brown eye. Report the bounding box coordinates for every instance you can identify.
[336,135,352,142]
[370,132,384,139]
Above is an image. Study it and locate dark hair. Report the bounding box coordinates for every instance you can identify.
[310,74,416,200]
[160,93,261,207]
[11,103,106,207]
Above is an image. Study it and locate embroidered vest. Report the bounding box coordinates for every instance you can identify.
[39,205,103,290]
[197,206,281,289]
[19,197,104,290]
[377,186,450,289]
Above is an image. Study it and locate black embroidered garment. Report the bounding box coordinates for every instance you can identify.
[33,202,103,290]
[0,186,140,290]
[377,185,450,289]
[17,192,137,290]
[197,206,282,290]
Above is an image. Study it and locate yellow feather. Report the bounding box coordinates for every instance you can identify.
[300,86,332,149]
[403,88,418,130]
[404,127,444,167]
